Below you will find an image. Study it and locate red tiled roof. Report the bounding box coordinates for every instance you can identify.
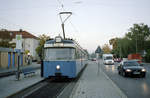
[11,31,38,39]
[0,30,38,39]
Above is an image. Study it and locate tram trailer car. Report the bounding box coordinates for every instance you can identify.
[41,36,88,78]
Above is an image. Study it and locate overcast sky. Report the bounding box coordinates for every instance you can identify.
[0,0,150,53]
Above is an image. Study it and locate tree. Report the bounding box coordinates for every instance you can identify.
[117,37,135,58]
[36,34,50,60]
[102,44,111,54]
[110,23,150,59]
[126,23,150,53]
[109,38,118,50]
[0,30,16,48]
[144,40,150,62]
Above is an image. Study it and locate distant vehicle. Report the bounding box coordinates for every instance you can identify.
[114,58,122,63]
[117,60,146,78]
[128,54,142,64]
[41,36,88,79]
[129,59,142,64]
[91,58,96,61]
[102,54,114,65]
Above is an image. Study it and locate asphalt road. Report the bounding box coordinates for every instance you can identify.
[99,60,150,98]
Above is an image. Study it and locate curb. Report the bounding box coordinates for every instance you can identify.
[7,78,45,98]
[69,79,81,98]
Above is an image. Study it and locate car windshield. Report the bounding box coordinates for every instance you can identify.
[106,56,113,60]
[124,61,140,66]
[44,48,75,60]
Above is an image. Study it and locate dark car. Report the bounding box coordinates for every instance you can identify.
[117,60,146,77]
[91,58,96,61]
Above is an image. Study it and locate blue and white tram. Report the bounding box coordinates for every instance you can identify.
[41,36,88,78]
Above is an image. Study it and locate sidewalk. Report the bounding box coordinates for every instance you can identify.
[0,69,44,98]
[70,61,127,98]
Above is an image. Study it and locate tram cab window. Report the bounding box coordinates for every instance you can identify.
[44,48,75,60]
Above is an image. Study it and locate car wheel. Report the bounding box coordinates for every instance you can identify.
[122,71,126,77]
[141,74,146,78]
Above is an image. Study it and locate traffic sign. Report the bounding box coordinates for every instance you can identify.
[16,35,22,49]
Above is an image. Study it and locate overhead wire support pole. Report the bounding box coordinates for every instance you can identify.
[59,12,72,39]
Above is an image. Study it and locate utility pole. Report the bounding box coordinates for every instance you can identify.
[59,12,72,39]
[136,36,137,53]
[117,39,122,58]
[119,42,122,58]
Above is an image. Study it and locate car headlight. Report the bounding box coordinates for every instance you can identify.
[141,69,146,72]
[126,69,132,72]
[56,65,60,70]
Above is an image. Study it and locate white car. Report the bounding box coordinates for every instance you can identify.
[104,59,114,65]
[103,54,114,65]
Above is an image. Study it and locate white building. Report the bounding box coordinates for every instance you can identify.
[10,30,39,60]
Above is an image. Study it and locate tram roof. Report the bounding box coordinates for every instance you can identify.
[45,38,87,54]
[45,39,74,44]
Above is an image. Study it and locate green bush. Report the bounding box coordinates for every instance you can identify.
[145,49,150,63]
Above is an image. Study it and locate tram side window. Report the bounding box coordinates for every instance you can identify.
[76,49,81,59]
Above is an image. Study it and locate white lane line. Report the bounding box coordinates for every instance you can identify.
[100,62,128,98]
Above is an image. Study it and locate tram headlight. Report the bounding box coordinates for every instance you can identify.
[56,65,60,70]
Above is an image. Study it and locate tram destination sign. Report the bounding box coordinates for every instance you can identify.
[54,43,64,47]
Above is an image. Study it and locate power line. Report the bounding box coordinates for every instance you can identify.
[69,21,79,34]
[56,0,65,11]
[56,0,80,36]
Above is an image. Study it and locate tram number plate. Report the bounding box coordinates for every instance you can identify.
[133,72,140,74]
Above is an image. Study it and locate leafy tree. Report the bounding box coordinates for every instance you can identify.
[102,44,111,54]
[109,38,118,50]
[144,40,150,62]
[145,49,150,62]
[117,37,135,58]
[36,34,50,60]
[110,23,150,59]
[126,23,150,53]
[0,40,16,48]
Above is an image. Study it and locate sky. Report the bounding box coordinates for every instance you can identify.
[0,0,150,53]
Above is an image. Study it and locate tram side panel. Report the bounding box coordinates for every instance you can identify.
[75,59,82,76]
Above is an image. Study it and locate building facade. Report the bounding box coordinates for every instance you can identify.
[0,29,39,60]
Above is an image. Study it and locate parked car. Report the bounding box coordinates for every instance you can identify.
[117,60,146,78]
[91,58,96,61]
[129,59,141,64]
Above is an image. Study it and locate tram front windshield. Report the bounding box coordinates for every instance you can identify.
[44,48,75,60]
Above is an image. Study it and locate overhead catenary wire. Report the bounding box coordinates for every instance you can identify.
[56,0,80,38]
[56,0,65,11]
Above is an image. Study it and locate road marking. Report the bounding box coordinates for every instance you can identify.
[99,61,128,98]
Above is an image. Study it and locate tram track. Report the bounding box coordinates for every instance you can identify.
[8,64,88,98]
